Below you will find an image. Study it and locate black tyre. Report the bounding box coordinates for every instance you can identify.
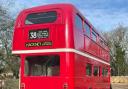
[110,84,112,89]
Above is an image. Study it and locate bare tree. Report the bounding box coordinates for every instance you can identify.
[0,0,20,78]
[104,25,128,76]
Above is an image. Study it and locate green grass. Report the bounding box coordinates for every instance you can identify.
[4,79,19,89]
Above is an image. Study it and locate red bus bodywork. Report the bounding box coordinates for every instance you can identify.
[12,4,110,89]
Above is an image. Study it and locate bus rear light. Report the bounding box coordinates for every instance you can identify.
[20,83,25,89]
[63,83,68,89]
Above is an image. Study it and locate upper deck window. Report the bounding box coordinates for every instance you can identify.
[84,22,90,37]
[99,37,107,48]
[92,30,97,42]
[75,15,83,31]
[25,11,57,25]
[99,38,104,46]
[25,55,60,76]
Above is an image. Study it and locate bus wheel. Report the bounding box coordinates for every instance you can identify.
[110,84,112,89]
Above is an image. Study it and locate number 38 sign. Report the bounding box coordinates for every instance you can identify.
[29,29,49,40]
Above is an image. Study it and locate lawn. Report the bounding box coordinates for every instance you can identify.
[3,79,19,89]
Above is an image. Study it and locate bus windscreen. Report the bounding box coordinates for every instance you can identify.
[25,11,57,25]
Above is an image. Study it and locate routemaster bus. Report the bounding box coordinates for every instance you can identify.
[12,3,110,89]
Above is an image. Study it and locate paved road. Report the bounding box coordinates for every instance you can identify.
[112,83,128,89]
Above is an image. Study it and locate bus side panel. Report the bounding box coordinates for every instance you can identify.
[12,28,24,50]
[74,53,110,89]
[74,53,93,89]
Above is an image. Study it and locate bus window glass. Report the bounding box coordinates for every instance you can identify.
[92,31,97,42]
[25,11,57,25]
[86,64,92,76]
[102,68,108,76]
[99,38,104,46]
[84,22,90,37]
[93,66,99,76]
[104,42,108,49]
[75,15,83,31]
[25,55,60,76]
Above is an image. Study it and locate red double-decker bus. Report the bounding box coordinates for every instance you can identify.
[12,4,110,89]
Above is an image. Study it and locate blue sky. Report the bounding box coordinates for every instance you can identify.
[3,0,128,32]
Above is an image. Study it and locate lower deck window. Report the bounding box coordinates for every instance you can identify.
[93,66,99,76]
[102,68,108,76]
[25,55,60,76]
[86,64,92,76]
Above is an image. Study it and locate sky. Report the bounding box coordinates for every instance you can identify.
[2,0,128,32]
